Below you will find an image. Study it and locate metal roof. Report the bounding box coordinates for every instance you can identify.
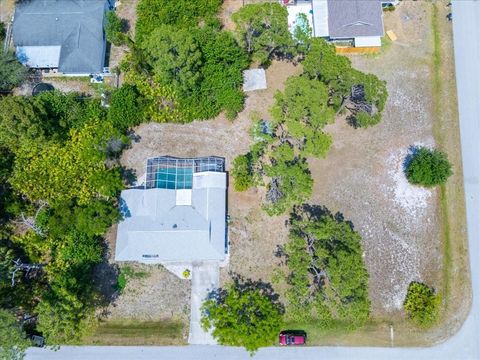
[312,0,329,37]
[327,0,384,38]
[115,159,228,263]
[12,0,110,74]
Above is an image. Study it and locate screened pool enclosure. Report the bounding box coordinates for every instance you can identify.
[145,156,225,190]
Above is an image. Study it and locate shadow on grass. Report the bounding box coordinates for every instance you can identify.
[206,272,285,315]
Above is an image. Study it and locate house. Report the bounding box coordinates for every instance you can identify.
[284,0,385,49]
[12,0,112,76]
[115,156,228,264]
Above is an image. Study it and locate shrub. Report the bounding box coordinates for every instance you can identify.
[182,269,191,278]
[105,11,126,46]
[405,147,453,187]
[350,112,382,128]
[231,154,254,192]
[0,52,28,92]
[116,273,127,293]
[108,85,144,130]
[404,281,441,327]
[135,0,222,44]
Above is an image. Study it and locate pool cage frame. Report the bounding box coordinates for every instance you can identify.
[145,156,225,189]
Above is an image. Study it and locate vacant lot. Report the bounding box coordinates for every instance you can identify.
[116,1,468,346]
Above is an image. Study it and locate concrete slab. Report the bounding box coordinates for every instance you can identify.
[188,262,219,345]
[243,69,267,92]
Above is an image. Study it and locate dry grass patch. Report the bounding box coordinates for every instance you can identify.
[83,319,187,346]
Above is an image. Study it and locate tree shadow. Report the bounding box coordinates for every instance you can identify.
[121,19,130,33]
[290,204,354,230]
[346,114,360,129]
[402,145,420,171]
[206,273,285,315]
[126,129,141,143]
[91,258,120,318]
[120,166,137,187]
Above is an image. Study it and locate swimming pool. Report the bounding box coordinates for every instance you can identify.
[155,166,193,190]
[145,156,225,189]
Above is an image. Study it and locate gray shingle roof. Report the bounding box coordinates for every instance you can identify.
[327,0,384,38]
[13,0,109,74]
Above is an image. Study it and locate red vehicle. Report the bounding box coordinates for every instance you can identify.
[279,331,307,346]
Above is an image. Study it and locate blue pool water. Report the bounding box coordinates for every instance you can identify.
[156,167,193,189]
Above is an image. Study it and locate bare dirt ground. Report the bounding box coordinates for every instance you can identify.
[94,228,191,327]
[100,262,191,323]
[120,61,302,180]
[312,3,441,317]
[108,0,139,70]
[0,0,14,23]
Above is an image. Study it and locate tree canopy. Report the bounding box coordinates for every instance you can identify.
[405,147,452,187]
[263,144,313,215]
[0,309,30,360]
[142,25,203,95]
[10,120,125,205]
[271,76,334,158]
[303,39,387,127]
[105,10,127,46]
[282,205,370,327]
[201,280,283,353]
[135,0,221,43]
[0,52,28,93]
[137,25,248,121]
[107,84,145,130]
[0,92,126,346]
[232,3,294,64]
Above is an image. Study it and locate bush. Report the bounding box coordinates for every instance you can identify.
[108,85,144,130]
[116,273,127,293]
[405,147,453,187]
[0,52,28,92]
[404,282,440,327]
[231,154,254,192]
[135,0,222,44]
[350,112,381,128]
[105,11,127,46]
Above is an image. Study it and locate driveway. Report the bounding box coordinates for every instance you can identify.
[187,262,219,345]
[26,1,480,359]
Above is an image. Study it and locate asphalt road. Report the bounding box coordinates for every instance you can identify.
[26,1,480,359]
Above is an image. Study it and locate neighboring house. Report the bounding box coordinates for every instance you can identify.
[115,156,228,264]
[284,0,385,48]
[12,0,112,76]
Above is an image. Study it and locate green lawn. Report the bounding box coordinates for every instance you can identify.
[82,319,187,346]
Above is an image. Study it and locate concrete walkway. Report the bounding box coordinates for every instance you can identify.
[187,262,219,345]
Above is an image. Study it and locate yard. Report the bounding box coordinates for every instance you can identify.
[113,0,469,347]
